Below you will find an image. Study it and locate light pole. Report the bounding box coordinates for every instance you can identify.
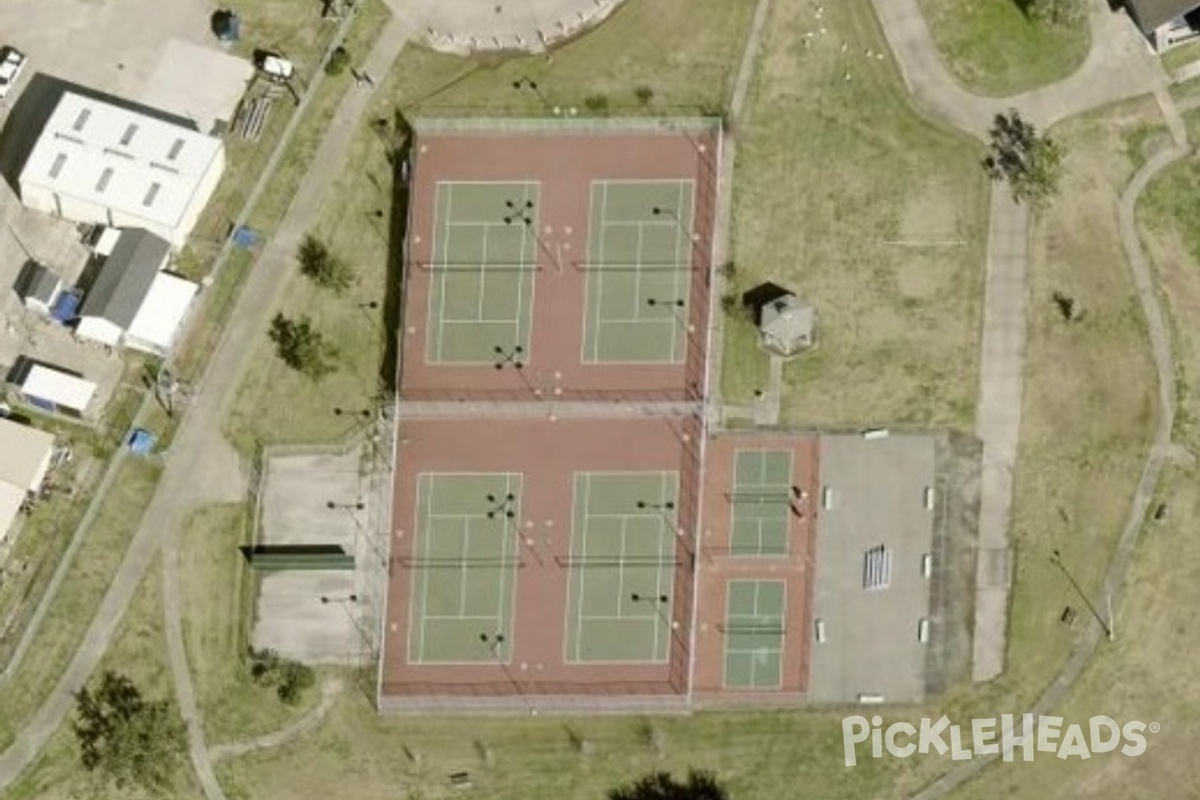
[319,594,374,659]
[511,77,559,114]
[493,344,525,370]
[1050,549,1113,641]
[645,297,695,335]
[478,632,536,713]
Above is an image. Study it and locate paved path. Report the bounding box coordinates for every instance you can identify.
[869,0,1186,796]
[705,0,774,423]
[208,679,343,763]
[160,12,418,800]
[871,0,1167,683]
[908,132,1186,800]
[872,0,1161,137]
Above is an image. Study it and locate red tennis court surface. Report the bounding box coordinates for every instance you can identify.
[382,415,701,702]
[381,119,824,714]
[692,433,820,703]
[398,119,719,402]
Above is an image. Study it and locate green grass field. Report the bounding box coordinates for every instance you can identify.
[179,505,321,745]
[938,104,1200,800]
[726,0,986,425]
[918,0,1090,96]
[1,561,207,800]
[0,459,161,752]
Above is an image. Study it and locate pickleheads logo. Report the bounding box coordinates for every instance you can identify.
[842,715,1159,767]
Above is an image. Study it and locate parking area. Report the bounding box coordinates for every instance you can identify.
[0,0,210,109]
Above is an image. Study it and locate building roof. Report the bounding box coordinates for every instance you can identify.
[80,229,170,328]
[0,418,54,492]
[761,295,814,348]
[0,482,23,540]
[17,365,98,412]
[124,271,198,352]
[16,262,62,304]
[1126,0,1200,30]
[19,91,224,231]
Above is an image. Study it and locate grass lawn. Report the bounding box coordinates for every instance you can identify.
[215,698,922,800]
[224,0,758,453]
[180,504,320,744]
[0,459,161,751]
[2,562,206,800]
[985,99,1159,704]
[725,0,986,426]
[940,106,1200,799]
[918,0,1090,96]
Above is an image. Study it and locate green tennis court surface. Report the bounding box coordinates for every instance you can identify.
[723,580,786,689]
[426,182,538,364]
[729,450,793,556]
[408,473,521,664]
[564,471,679,663]
[583,180,695,364]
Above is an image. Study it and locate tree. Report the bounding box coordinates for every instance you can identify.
[326,46,351,76]
[982,110,1064,209]
[297,235,353,293]
[608,770,729,800]
[1022,0,1085,28]
[268,313,337,380]
[72,671,186,792]
[247,646,316,705]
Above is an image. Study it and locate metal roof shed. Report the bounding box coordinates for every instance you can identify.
[77,228,171,347]
[123,271,199,355]
[0,417,55,492]
[16,364,98,414]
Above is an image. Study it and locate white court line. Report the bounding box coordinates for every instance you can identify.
[512,183,533,354]
[478,221,490,322]
[573,474,593,661]
[435,186,456,362]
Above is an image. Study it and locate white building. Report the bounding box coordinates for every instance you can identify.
[18,91,225,249]
[10,361,98,417]
[76,228,198,354]
[0,418,55,541]
[1125,0,1200,52]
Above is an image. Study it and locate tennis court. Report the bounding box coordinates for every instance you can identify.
[582,180,696,364]
[729,450,793,556]
[564,471,680,663]
[426,182,539,364]
[723,580,786,689]
[407,473,521,664]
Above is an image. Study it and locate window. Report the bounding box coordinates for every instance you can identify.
[120,123,138,146]
[143,182,161,207]
[95,167,114,193]
[167,138,184,161]
[862,545,890,590]
[49,153,67,178]
[72,109,90,132]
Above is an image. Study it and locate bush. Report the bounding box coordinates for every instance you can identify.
[246,647,316,705]
[326,46,351,77]
[584,94,610,115]
[634,86,654,105]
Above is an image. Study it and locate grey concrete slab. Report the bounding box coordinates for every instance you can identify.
[0,0,211,109]
[807,433,936,704]
[253,447,392,666]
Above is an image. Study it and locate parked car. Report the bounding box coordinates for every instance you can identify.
[253,50,293,83]
[0,47,26,98]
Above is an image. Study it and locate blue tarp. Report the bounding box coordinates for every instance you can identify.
[126,429,158,455]
[232,226,261,249]
[50,290,81,324]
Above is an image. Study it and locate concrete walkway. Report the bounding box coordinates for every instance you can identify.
[908,130,1186,800]
[159,12,418,800]
[208,679,343,763]
[870,0,1168,684]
